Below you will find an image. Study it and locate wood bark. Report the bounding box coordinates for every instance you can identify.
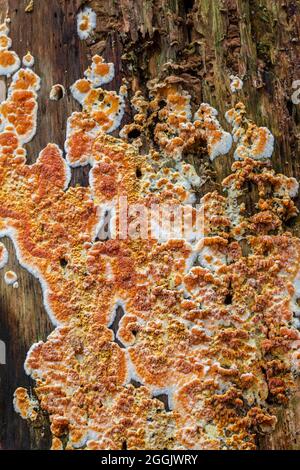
[0,0,299,449]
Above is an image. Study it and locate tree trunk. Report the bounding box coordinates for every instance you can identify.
[0,0,299,450]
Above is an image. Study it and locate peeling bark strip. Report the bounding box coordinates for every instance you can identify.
[0,0,300,450]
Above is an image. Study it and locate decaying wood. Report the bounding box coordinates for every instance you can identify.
[0,0,299,449]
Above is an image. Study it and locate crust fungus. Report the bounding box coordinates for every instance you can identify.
[4,270,17,285]
[0,242,8,269]
[22,52,35,68]
[77,7,96,40]
[0,22,20,77]
[0,14,299,452]
[226,103,275,160]
[50,84,66,101]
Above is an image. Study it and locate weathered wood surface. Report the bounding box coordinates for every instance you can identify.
[0,0,300,449]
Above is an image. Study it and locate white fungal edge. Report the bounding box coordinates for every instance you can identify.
[225,106,275,160]
[251,127,274,160]
[117,313,145,348]
[194,103,233,161]
[0,242,8,269]
[84,59,115,88]
[12,390,23,416]
[233,126,275,161]
[91,200,117,241]
[4,270,17,285]
[65,91,126,167]
[13,388,37,418]
[22,53,35,68]
[63,143,103,241]
[0,23,10,37]
[0,50,20,77]
[24,326,68,378]
[9,67,41,94]
[290,269,300,318]
[66,57,126,166]
[225,184,243,228]
[77,7,97,40]
[229,75,244,93]
[151,384,176,411]
[107,89,127,133]
[65,115,101,168]
[69,79,90,106]
[0,141,98,332]
[288,177,299,198]
[210,130,233,161]
[0,24,20,77]
[24,341,45,376]
[0,34,12,50]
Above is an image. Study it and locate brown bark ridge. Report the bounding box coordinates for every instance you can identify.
[0,0,299,449]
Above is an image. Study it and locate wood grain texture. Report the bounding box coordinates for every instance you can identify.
[0,0,89,450]
[0,0,299,449]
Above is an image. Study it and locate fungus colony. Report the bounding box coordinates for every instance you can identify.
[229,75,243,94]
[0,242,8,269]
[0,17,300,450]
[77,7,97,41]
[4,270,17,286]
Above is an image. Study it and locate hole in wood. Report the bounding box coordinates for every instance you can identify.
[59,258,68,268]
[136,167,142,179]
[130,379,143,388]
[154,393,170,412]
[225,293,232,305]
[128,128,141,139]
[97,210,112,241]
[183,0,194,14]
[109,306,126,349]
